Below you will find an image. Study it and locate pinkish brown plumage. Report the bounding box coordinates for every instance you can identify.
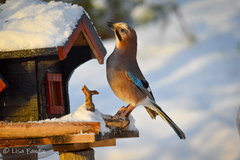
[106,22,185,139]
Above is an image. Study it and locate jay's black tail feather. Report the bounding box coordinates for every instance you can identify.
[146,102,186,140]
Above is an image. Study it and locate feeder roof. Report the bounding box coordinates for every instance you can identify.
[0,0,106,63]
[0,0,86,51]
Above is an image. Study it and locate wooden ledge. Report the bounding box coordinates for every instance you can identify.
[0,120,139,149]
[0,121,100,139]
[0,129,139,149]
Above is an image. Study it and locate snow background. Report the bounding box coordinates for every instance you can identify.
[0,0,239,159]
[67,0,240,159]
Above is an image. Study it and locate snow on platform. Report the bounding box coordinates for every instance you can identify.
[0,103,138,148]
[36,103,138,134]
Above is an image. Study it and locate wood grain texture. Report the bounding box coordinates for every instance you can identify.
[0,122,100,139]
[0,128,139,148]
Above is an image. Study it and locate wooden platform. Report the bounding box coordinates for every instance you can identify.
[0,121,139,150]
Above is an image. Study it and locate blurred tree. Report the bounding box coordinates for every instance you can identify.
[42,0,195,42]
[0,0,6,4]
[43,0,135,39]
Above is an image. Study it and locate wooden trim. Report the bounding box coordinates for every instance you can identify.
[58,20,84,60]
[0,74,8,93]
[81,13,106,60]
[82,19,104,64]
[57,46,64,60]
[56,14,106,63]
[46,73,62,81]
[0,79,8,93]
[46,73,64,114]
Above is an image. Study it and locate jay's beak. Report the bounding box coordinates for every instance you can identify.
[106,21,115,29]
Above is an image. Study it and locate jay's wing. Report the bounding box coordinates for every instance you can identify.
[126,71,158,119]
[126,71,154,101]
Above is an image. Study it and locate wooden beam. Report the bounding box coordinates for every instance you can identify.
[54,139,116,152]
[0,47,59,59]
[0,122,100,139]
[0,129,139,148]
[0,133,97,148]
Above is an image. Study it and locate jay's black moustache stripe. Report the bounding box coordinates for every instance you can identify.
[116,30,122,41]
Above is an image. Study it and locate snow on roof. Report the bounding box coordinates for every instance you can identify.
[0,0,86,51]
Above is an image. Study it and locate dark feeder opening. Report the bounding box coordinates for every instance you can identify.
[45,46,93,118]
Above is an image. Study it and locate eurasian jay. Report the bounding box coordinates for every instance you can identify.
[106,22,186,139]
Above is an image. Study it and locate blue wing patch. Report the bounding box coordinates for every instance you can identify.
[126,71,155,101]
[126,71,143,89]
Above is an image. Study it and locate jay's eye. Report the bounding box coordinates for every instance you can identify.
[119,28,128,34]
[121,29,126,33]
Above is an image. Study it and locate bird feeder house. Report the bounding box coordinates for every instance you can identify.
[0,1,138,160]
[0,12,106,121]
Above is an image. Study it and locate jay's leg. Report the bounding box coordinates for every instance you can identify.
[115,106,127,116]
[120,104,135,118]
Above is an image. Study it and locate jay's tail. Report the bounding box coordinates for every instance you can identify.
[147,102,186,140]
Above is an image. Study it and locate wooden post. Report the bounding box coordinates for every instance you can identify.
[59,148,95,160]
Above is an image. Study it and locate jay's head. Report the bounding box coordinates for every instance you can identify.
[106,22,137,50]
